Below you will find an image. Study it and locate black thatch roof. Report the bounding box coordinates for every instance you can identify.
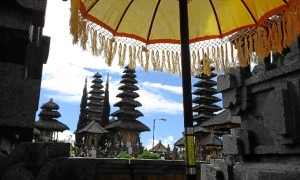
[193,79,217,88]
[194,69,217,79]
[120,78,138,84]
[105,119,150,132]
[194,124,229,136]
[33,128,41,136]
[118,84,139,91]
[93,72,102,78]
[201,109,241,130]
[77,120,108,134]
[35,119,69,132]
[150,140,168,153]
[192,88,218,96]
[174,137,185,148]
[121,73,136,79]
[110,109,144,118]
[41,98,59,110]
[200,133,222,147]
[193,125,211,134]
[193,104,222,112]
[113,100,142,107]
[192,96,221,104]
[116,91,139,98]
[38,111,61,118]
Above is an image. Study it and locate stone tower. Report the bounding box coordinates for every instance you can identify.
[86,72,105,123]
[107,66,149,156]
[192,66,222,160]
[35,98,69,142]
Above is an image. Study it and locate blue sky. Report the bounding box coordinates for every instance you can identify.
[38,0,222,150]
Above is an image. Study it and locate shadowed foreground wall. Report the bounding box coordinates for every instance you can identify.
[36,158,202,180]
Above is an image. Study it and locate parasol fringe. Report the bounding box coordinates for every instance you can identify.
[191,51,196,74]
[197,49,202,74]
[161,50,166,72]
[70,0,80,44]
[151,50,156,71]
[70,0,300,76]
[145,50,150,72]
[167,51,171,74]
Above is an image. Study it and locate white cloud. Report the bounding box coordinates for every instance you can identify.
[57,130,75,145]
[41,0,184,115]
[141,82,182,94]
[137,89,182,114]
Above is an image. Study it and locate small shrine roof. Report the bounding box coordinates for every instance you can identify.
[150,140,168,153]
[201,109,241,130]
[174,137,185,148]
[41,98,59,110]
[35,119,69,132]
[77,120,108,134]
[105,119,150,132]
[200,133,222,147]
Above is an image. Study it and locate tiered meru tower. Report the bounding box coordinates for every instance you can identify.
[35,98,69,142]
[192,67,222,159]
[75,73,109,150]
[86,72,105,123]
[107,66,149,155]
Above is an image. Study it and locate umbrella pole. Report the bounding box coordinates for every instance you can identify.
[179,0,197,180]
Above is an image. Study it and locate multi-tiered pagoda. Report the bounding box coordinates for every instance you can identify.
[192,66,222,160]
[35,98,69,142]
[75,73,108,153]
[86,72,105,123]
[106,66,149,155]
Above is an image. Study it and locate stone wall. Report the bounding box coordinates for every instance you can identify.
[201,39,300,180]
[0,0,49,142]
[36,158,202,180]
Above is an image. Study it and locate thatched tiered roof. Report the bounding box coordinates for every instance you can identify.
[35,98,69,132]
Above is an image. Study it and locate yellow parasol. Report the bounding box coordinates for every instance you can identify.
[69,0,300,178]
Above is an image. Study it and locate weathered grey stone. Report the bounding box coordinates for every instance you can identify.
[221,88,239,110]
[0,142,70,178]
[16,0,47,11]
[208,159,233,180]
[223,135,241,155]
[201,163,224,180]
[252,60,276,77]
[233,163,300,180]
[217,73,236,92]
[0,75,41,129]
[263,88,292,136]
[2,163,34,180]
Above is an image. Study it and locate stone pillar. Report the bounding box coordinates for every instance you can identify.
[0,0,49,147]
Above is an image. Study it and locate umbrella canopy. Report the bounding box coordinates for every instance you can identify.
[70,0,300,75]
[69,0,300,177]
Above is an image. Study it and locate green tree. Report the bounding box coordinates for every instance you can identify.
[116,151,131,158]
[137,151,160,159]
[75,77,88,147]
